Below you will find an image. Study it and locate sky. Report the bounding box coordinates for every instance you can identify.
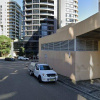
[15,0,98,22]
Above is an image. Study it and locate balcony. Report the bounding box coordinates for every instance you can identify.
[25,18,32,20]
[25,23,32,26]
[8,10,15,12]
[8,7,15,9]
[25,2,32,5]
[47,24,54,26]
[25,12,32,15]
[40,7,54,11]
[7,2,15,5]
[7,30,15,32]
[74,3,78,7]
[7,13,15,16]
[74,0,78,3]
[16,24,19,27]
[40,18,54,21]
[16,31,19,33]
[40,12,54,16]
[25,7,32,10]
[16,21,19,24]
[25,29,32,31]
[74,8,78,11]
[9,26,15,28]
[40,2,54,6]
[8,20,15,22]
[16,28,19,30]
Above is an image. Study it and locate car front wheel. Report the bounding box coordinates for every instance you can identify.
[38,75,42,83]
[29,70,33,76]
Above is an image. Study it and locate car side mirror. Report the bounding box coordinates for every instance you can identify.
[51,68,53,70]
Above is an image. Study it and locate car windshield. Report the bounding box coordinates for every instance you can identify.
[40,65,51,70]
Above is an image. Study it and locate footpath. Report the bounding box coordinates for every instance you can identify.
[0,57,5,60]
[58,74,100,100]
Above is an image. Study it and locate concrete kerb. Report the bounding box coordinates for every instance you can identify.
[58,74,100,100]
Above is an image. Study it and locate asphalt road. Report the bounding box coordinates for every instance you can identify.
[0,60,87,100]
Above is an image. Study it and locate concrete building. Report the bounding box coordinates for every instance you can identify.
[98,0,100,11]
[0,0,22,40]
[23,0,57,54]
[58,0,78,28]
[20,11,24,39]
[39,12,100,81]
[0,26,3,35]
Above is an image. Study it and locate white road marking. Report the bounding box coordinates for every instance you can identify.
[0,92,17,100]
[0,76,8,82]
[14,70,18,73]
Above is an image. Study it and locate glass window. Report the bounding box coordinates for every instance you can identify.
[71,5,73,7]
[66,4,69,7]
[26,32,32,35]
[41,25,47,30]
[33,0,39,3]
[0,5,2,8]
[66,18,69,22]
[41,31,47,36]
[69,19,74,22]
[33,15,39,19]
[36,65,39,70]
[40,65,51,70]
[33,10,39,13]
[33,26,39,30]
[70,10,73,13]
[33,4,39,8]
[33,20,39,24]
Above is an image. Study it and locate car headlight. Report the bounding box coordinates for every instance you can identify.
[42,73,47,77]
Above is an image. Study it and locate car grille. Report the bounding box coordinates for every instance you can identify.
[47,74,56,77]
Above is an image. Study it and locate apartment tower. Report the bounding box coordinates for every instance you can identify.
[99,0,100,11]
[58,0,78,28]
[23,0,57,54]
[0,0,22,40]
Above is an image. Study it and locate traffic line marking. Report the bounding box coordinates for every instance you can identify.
[0,76,8,82]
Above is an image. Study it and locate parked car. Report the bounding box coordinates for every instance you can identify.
[5,57,15,61]
[18,56,29,60]
[28,62,58,82]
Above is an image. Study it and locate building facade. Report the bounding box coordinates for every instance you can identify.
[39,12,100,81]
[0,0,22,40]
[23,0,57,54]
[58,0,78,28]
[99,0,100,11]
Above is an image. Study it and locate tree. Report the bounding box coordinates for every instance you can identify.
[19,47,25,56]
[0,35,11,57]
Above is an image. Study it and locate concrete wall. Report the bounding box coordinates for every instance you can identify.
[39,12,100,81]
[75,51,100,81]
[39,50,75,80]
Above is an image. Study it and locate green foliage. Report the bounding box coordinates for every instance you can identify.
[9,55,12,58]
[0,35,11,56]
[19,47,25,56]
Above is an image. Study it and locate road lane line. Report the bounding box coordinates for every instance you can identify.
[0,76,8,82]
[14,70,18,73]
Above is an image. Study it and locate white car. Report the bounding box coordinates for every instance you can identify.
[18,56,29,60]
[28,62,58,82]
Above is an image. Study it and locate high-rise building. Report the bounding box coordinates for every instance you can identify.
[0,26,2,35]
[20,11,24,39]
[23,0,57,54]
[0,0,22,40]
[99,0,100,11]
[58,0,78,28]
